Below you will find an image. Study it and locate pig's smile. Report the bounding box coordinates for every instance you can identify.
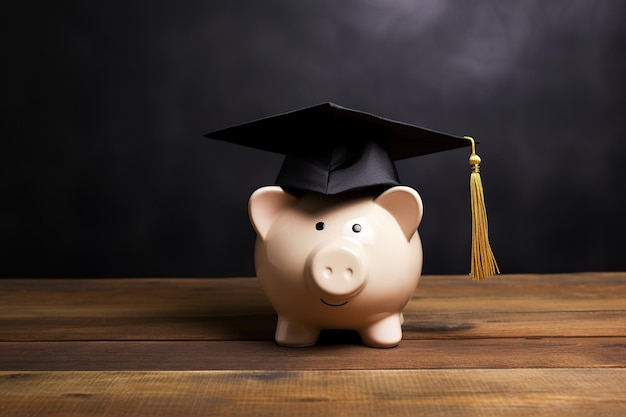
[320,298,348,307]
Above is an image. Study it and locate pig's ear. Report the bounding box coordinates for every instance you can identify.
[374,186,423,241]
[248,186,297,240]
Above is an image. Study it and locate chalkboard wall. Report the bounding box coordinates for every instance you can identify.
[3,1,625,278]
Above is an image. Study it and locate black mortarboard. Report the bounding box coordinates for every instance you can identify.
[204,102,499,280]
[203,102,470,196]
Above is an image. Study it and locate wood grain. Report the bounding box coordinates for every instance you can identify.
[1,272,625,416]
[1,337,625,371]
[2,370,626,417]
[1,273,625,342]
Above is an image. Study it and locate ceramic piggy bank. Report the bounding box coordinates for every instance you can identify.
[205,102,498,346]
[249,185,423,348]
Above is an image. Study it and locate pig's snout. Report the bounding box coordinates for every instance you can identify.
[309,241,368,298]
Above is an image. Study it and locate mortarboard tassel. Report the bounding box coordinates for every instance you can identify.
[465,136,500,281]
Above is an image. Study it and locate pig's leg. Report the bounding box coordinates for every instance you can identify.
[274,316,320,347]
[359,313,403,348]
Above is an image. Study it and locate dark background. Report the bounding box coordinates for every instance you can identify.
[2,0,625,278]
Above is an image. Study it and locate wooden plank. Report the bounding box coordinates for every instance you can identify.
[1,369,625,417]
[417,272,626,287]
[407,273,626,313]
[2,273,625,319]
[1,273,625,342]
[1,274,624,416]
[1,338,624,371]
[0,277,273,318]
[0,314,276,341]
[1,309,624,341]
[403,310,626,339]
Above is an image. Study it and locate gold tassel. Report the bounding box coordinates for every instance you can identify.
[465,136,500,280]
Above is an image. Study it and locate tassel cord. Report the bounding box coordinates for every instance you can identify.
[465,136,500,280]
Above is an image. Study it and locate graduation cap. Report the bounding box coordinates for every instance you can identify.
[204,102,499,280]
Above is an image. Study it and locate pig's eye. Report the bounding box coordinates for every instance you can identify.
[315,222,325,231]
[352,224,362,233]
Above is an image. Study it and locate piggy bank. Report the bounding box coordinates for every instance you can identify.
[248,185,423,348]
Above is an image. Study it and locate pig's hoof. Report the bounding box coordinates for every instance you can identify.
[359,315,403,348]
[275,317,319,347]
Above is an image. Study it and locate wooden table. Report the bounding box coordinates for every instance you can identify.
[1,273,625,416]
